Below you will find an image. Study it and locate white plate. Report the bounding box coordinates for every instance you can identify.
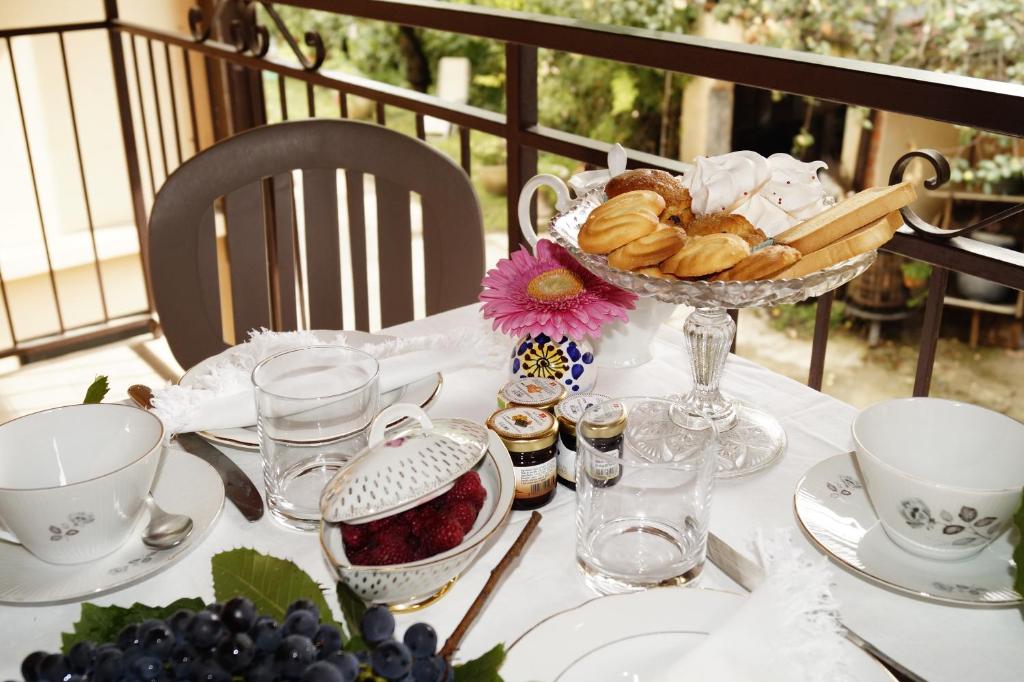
[179,330,443,450]
[795,452,1020,606]
[0,449,224,604]
[502,588,895,681]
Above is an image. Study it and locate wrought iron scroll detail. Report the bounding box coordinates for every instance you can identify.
[188,0,326,71]
[889,148,1024,240]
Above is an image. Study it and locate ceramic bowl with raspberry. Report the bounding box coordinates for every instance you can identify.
[320,404,515,610]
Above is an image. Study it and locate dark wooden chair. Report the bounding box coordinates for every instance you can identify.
[148,119,484,369]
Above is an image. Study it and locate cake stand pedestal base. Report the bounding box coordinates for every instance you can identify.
[678,307,788,478]
[714,401,787,478]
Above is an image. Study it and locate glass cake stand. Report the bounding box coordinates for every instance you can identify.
[549,188,876,478]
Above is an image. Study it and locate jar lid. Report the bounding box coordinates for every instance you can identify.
[555,393,609,434]
[320,404,489,524]
[486,407,558,453]
[498,377,566,410]
[579,399,627,440]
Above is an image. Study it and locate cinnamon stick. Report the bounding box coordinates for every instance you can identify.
[440,511,542,660]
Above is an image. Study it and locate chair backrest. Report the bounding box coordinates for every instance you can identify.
[148,119,485,370]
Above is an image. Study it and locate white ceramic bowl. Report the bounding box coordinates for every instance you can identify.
[852,398,1024,561]
[0,404,164,564]
[320,430,514,610]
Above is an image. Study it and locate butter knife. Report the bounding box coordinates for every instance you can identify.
[706,532,926,682]
[129,384,264,522]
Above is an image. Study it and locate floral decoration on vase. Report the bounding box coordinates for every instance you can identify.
[480,239,636,392]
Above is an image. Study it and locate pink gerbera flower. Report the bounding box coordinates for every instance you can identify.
[480,239,637,339]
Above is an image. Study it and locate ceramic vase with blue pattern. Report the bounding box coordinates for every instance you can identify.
[509,334,597,393]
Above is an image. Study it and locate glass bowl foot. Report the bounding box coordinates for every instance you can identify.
[713,401,786,478]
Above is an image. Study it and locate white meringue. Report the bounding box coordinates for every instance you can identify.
[761,153,830,220]
[689,151,771,215]
[731,194,799,238]
[682,150,831,235]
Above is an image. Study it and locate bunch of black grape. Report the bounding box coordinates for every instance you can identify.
[18,598,452,682]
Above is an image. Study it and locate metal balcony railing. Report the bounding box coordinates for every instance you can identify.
[1,0,1022,399]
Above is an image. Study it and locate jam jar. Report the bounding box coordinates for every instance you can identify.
[553,392,609,490]
[487,407,558,510]
[578,399,626,488]
[497,377,567,413]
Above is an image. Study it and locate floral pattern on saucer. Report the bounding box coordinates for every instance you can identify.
[898,499,1004,547]
[0,451,223,605]
[794,452,1020,606]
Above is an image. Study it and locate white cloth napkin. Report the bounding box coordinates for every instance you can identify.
[660,531,851,682]
[151,327,506,434]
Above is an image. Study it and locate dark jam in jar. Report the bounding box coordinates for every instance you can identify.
[554,393,609,490]
[487,407,559,510]
[579,399,627,488]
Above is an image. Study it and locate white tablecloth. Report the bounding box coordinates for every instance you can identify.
[2,304,1022,680]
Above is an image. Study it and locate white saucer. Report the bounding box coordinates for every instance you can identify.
[502,588,894,681]
[180,330,443,450]
[0,449,224,604]
[795,452,1020,607]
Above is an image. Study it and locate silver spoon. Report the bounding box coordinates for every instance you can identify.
[142,496,193,549]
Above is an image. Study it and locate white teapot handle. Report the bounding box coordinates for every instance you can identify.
[517,174,571,252]
[368,404,433,448]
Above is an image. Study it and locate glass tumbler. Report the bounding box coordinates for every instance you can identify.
[575,397,718,594]
[252,346,380,530]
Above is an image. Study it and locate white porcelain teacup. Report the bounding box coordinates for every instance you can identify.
[852,397,1024,561]
[0,404,164,564]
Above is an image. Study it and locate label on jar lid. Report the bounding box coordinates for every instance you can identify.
[500,377,565,407]
[579,399,627,439]
[555,392,609,428]
[487,406,556,440]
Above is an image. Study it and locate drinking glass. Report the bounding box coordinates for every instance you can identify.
[575,397,718,594]
[253,346,380,530]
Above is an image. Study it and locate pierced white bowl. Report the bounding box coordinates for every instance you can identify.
[320,430,514,610]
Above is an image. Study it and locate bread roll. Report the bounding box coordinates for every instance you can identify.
[606,169,693,226]
[775,211,902,279]
[685,213,767,248]
[774,182,916,255]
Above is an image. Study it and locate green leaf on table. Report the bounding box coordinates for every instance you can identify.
[1013,489,1024,598]
[337,581,368,647]
[82,375,109,404]
[454,643,506,682]
[211,547,339,630]
[61,597,203,652]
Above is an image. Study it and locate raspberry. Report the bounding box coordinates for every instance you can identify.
[449,472,486,510]
[367,517,394,535]
[341,523,370,550]
[426,518,464,554]
[406,508,439,538]
[447,502,478,533]
[346,546,372,565]
[370,535,413,565]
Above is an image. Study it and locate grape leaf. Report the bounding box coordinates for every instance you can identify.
[455,643,506,682]
[83,375,110,404]
[1013,490,1024,599]
[211,547,339,630]
[337,581,368,648]
[60,597,203,652]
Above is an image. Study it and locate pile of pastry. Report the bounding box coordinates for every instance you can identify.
[578,168,917,282]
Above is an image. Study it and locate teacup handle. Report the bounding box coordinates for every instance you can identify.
[368,404,433,448]
[517,174,572,252]
[0,517,21,545]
